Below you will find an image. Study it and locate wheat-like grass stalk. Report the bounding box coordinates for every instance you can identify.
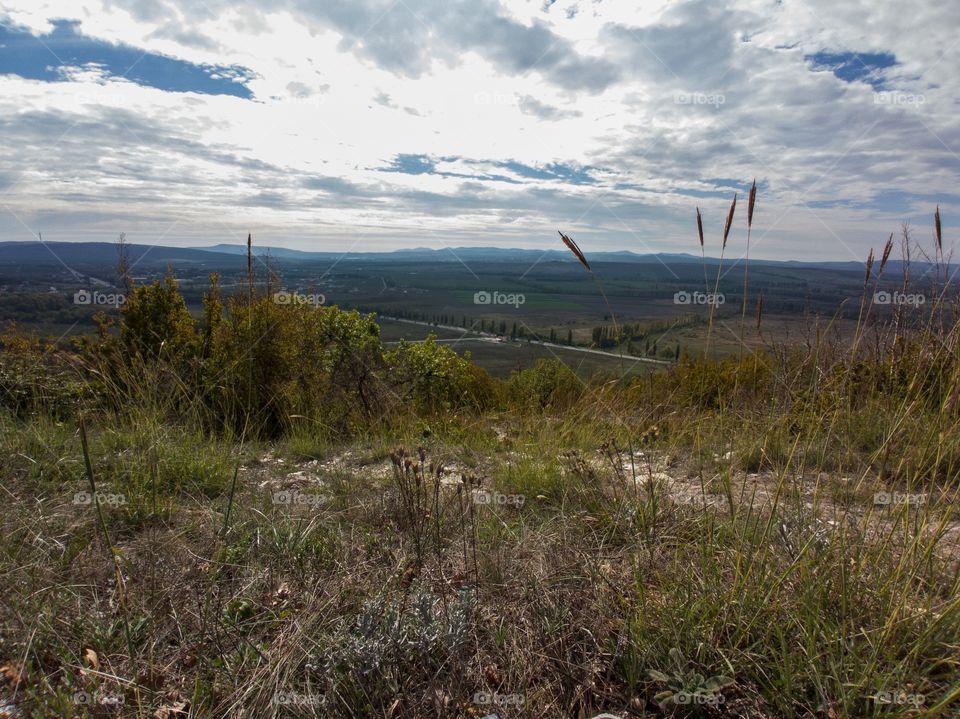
[559,230,591,272]
[558,229,627,368]
[246,232,253,282]
[78,417,141,711]
[879,234,894,275]
[557,228,648,497]
[722,193,737,250]
[853,234,896,360]
[738,180,757,360]
[935,204,942,257]
[697,207,709,292]
[705,193,737,356]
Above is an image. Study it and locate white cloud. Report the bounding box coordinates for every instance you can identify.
[0,0,958,261]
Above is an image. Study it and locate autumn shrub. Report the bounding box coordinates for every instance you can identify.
[191,287,389,437]
[0,322,91,419]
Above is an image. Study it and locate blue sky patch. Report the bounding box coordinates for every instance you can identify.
[378,154,597,185]
[0,18,254,97]
[381,154,436,175]
[475,159,597,185]
[805,50,897,89]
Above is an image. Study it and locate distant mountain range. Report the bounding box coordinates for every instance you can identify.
[0,240,945,273]
[165,243,925,271]
[0,241,246,268]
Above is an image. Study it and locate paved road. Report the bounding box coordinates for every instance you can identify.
[380,316,672,366]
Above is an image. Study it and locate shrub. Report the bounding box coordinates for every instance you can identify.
[386,336,496,412]
[204,294,388,437]
[119,274,196,361]
[507,358,582,410]
[0,323,90,419]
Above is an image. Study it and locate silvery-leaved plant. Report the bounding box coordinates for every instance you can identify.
[776,511,832,559]
[324,587,475,688]
[648,648,734,711]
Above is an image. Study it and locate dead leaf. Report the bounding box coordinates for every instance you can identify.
[82,647,99,670]
[154,700,189,718]
[0,663,23,688]
[387,698,402,718]
[271,582,290,607]
[482,664,504,688]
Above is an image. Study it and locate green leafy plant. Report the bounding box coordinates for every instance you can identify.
[648,648,734,711]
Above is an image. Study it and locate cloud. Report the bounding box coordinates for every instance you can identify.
[600,0,752,88]
[447,8,620,92]
[286,80,314,97]
[518,94,581,120]
[0,0,957,260]
[148,21,221,52]
[372,90,395,108]
[108,0,622,93]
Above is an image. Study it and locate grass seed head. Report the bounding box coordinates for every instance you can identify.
[696,207,704,248]
[935,205,942,254]
[723,194,737,250]
[748,179,757,229]
[559,230,591,272]
[879,234,894,275]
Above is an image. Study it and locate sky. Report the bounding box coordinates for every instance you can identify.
[0,0,957,262]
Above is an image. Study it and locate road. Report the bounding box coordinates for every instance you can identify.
[379,316,672,367]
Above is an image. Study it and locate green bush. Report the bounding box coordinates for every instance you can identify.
[120,274,196,361]
[386,336,496,412]
[201,292,387,437]
[506,358,582,410]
